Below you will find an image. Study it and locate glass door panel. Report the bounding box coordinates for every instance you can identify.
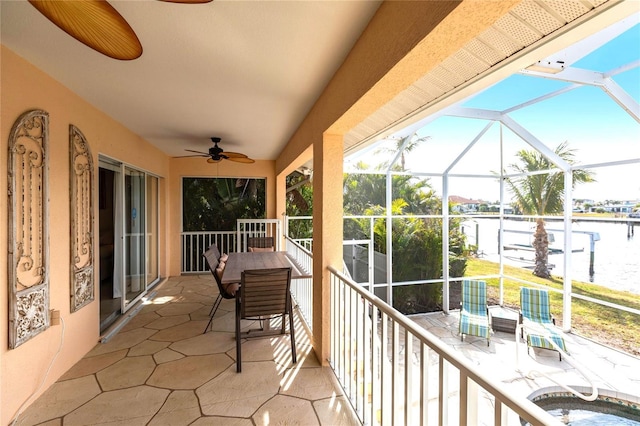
[124,167,145,309]
[146,176,159,286]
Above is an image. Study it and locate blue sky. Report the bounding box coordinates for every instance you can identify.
[349,20,640,203]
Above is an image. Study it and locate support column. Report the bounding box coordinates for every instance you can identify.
[563,171,573,332]
[312,133,344,365]
[275,171,287,247]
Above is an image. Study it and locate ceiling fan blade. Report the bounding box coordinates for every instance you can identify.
[184,149,209,155]
[206,158,222,164]
[228,157,255,164]
[156,0,213,3]
[222,151,248,158]
[28,0,142,60]
[173,154,208,158]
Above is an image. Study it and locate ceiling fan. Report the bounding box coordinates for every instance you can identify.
[180,137,255,164]
[28,0,212,61]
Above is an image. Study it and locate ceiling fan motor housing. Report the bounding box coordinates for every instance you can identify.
[209,143,227,159]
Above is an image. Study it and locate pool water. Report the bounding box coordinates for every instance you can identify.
[544,406,640,425]
[532,396,640,425]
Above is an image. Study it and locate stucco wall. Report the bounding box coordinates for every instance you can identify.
[0,46,171,425]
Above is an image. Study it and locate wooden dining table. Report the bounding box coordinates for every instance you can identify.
[221,251,311,285]
[222,251,311,338]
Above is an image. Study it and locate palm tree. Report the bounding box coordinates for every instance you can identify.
[505,141,595,278]
[375,133,431,171]
[343,162,467,313]
[343,161,439,218]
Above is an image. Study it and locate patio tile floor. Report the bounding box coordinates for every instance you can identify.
[410,310,640,423]
[14,275,359,426]
[13,274,640,425]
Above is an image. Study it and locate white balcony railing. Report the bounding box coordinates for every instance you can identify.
[181,231,236,273]
[328,266,560,426]
[237,218,281,252]
[285,237,314,332]
[181,219,282,273]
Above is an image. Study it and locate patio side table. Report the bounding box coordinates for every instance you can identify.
[489,306,519,333]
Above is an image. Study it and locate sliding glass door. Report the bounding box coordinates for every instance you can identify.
[125,167,146,307]
[146,176,159,286]
[99,157,159,330]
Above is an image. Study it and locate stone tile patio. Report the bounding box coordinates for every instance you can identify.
[410,309,640,424]
[13,274,640,425]
[15,275,359,426]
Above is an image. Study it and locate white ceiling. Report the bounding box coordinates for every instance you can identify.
[1,0,381,160]
[3,0,637,168]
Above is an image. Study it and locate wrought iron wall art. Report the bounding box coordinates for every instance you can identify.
[8,109,50,348]
[70,125,95,312]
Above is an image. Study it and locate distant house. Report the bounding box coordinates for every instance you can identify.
[573,199,594,213]
[449,196,484,213]
[590,202,637,214]
[488,204,514,214]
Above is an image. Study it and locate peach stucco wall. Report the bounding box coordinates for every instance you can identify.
[0,46,172,425]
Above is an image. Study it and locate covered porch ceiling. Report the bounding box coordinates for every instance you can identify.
[2,1,636,169]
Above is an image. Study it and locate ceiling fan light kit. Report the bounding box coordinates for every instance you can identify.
[28,0,212,61]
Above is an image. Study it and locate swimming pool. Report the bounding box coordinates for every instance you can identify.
[522,387,640,425]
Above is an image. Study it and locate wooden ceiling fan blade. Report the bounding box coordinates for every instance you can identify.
[173,154,208,158]
[28,0,142,60]
[156,0,213,3]
[206,158,222,164]
[228,157,255,164]
[184,149,209,155]
[222,151,248,158]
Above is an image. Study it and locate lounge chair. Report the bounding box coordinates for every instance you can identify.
[519,287,567,360]
[458,279,491,346]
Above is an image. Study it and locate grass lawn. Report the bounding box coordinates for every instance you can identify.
[466,258,640,357]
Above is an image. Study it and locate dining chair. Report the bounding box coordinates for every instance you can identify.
[202,245,239,333]
[235,267,296,372]
[247,236,275,252]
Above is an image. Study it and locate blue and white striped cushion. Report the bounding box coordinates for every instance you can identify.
[459,280,490,339]
[520,287,567,353]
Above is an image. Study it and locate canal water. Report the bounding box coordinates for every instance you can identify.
[464,218,640,295]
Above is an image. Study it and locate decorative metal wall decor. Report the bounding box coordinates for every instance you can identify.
[70,125,95,312]
[8,109,50,348]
